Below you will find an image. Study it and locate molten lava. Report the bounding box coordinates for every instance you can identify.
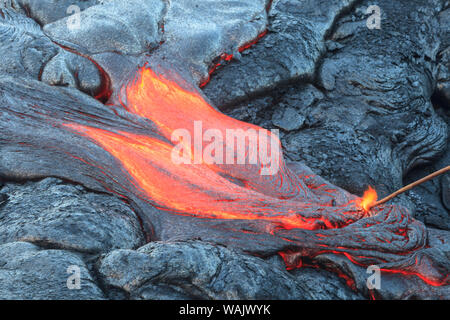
[64,67,363,231]
[60,66,448,288]
[360,186,378,212]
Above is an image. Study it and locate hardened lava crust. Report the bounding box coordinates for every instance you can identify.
[0,0,448,300]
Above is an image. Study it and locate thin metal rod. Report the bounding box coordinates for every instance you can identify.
[370,166,450,209]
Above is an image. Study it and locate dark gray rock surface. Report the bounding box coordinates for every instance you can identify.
[98,240,363,300]
[41,50,102,96]
[290,267,365,300]
[203,0,448,206]
[0,241,105,299]
[0,8,103,94]
[43,0,165,56]
[148,0,270,84]
[402,87,449,230]
[0,0,448,300]
[99,237,450,300]
[308,244,450,300]
[403,139,450,230]
[202,0,360,106]
[0,178,145,253]
[7,0,100,26]
[443,173,450,210]
[437,7,449,103]
[0,8,58,78]
[272,107,306,131]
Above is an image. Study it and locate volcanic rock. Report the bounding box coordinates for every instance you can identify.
[202,0,359,106]
[443,173,450,211]
[6,0,100,26]
[148,0,270,84]
[0,8,57,77]
[0,193,7,207]
[43,0,165,55]
[99,236,450,300]
[0,241,104,299]
[0,0,448,301]
[404,145,450,230]
[437,8,450,103]
[0,8,103,94]
[0,178,145,253]
[204,0,448,201]
[98,240,363,300]
[272,107,306,131]
[309,243,450,300]
[41,50,102,96]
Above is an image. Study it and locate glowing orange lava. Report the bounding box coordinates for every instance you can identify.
[360,186,377,212]
[64,67,363,231]
[59,66,448,288]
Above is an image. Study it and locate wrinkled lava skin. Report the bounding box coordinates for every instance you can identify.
[60,67,447,287]
[0,59,448,295]
[0,2,448,296]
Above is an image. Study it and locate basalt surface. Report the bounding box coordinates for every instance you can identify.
[0,0,448,300]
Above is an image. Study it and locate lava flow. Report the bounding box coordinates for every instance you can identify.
[61,66,448,288]
[64,67,364,231]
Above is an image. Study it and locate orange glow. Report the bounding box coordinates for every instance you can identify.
[360,186,377,212]
[61,66,448,288]
[64,123,343,230]
[199,29,269,88]
[63,67,363,231]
